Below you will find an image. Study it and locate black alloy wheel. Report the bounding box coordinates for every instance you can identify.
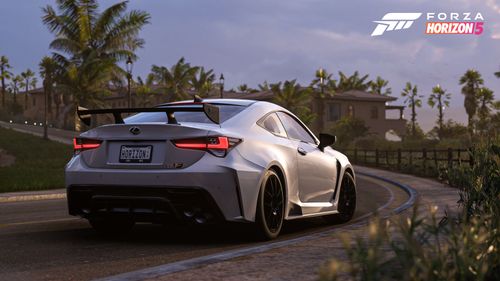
[255,170,285,240]
[324,172,356,224]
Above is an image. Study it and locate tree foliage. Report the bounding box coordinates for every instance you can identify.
[401,82,423,137]
[0,56,13,108]
[330,117,369,146]
[271,79,315,125]
[191,67,215,97]
[151,57,199,101]
[39,57,58,114]
[42,0,150,114]
[369,76,391,95]
[459,69,484,134]
[428,85,451,139]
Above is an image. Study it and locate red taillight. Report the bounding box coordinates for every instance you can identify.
[73,138,102,153]
[173,136,240,157]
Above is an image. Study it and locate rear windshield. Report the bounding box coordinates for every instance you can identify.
[124,104,246,124]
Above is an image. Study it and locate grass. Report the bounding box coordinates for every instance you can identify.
[0,127,72,192]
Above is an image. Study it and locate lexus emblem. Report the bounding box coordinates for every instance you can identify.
[129,127,141,135]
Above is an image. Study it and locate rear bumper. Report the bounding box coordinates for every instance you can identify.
[65,151,266,222]
[67,185,224,224]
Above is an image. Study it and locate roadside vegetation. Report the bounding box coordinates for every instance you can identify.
[318,142,500,281]
[0,127,72,192]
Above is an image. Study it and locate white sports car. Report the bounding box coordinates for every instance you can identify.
[66,98,356,239]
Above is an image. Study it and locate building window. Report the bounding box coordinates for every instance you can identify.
[347,104,355,117]
[328,103,341,121]
[370,106,378,119]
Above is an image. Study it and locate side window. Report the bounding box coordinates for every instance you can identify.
[258,113,287,137]
[276,112,316,144]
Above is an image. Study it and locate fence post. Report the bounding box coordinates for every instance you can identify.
[397,149,401,171]
[447,147,453,168]
[354,148,358,163]
[375,149,379,167]
[422,148,427,175]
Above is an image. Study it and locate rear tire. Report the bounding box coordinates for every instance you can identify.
[254,170,285,240]
[89,217,135,235]
[324,172,356,224]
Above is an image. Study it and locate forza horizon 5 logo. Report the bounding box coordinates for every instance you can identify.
[371,12,485,36]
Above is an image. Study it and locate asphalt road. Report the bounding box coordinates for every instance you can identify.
[0,175,408,281]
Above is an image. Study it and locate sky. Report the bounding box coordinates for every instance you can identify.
[0,0,499,131]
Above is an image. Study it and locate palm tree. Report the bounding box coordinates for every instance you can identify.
[39,56,58,115]
[401,82,422,137]
[42,0,150,107]
[236,84,257,93]
[9,75,22,106]
[495,69,500,78]
[151,57,199,101]
[191,67,215,97]
[0,56,13,108]
[428,85,451,139]
[476,87,494,135]
[20,69,36,110]
[271,79,314,124]
[60,51,115,107]
[369,76,391,95]
[336,71,370,92]
[43,0,150,63]
[134,74,155,107]
[310,68,335,133]
[459,69,484,134]
[258,81,270,91]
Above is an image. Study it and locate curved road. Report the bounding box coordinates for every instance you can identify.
[0,175,409,281]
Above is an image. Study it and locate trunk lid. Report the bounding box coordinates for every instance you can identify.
[78,123,219,169]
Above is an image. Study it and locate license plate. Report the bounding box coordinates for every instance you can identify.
[119,145,153,163]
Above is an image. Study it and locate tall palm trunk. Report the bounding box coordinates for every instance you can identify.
[411,100,416,136]
[1,66,5,108]
[1,76,5,108]
[438,99,444,138]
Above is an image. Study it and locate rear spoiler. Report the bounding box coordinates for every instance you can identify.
[76,103,220,126]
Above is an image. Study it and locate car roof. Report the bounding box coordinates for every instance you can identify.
[158,99,258,107]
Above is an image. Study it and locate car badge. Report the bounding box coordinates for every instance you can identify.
[129,127,141,135]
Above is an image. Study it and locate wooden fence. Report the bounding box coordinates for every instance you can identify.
[343,148,473,177]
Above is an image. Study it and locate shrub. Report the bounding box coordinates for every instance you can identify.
[320,143,500,281]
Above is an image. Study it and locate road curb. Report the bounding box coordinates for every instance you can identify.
[356,171,418,214]
[0,192,66,203]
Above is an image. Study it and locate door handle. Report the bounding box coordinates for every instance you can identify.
[297,147,307,156]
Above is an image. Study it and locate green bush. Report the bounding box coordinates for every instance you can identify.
[320,144,500,281]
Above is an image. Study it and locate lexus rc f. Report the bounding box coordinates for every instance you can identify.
[65,98,356,239]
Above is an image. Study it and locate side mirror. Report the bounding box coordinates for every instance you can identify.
[318,133,336,152]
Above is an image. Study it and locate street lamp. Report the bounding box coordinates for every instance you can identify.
[126,56,133,108]
[219,73,225,98]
